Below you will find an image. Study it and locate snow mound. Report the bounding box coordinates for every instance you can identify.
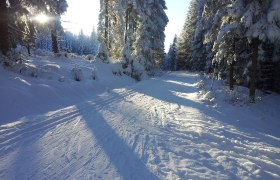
[110,62,123,76]
[42,64,61,72]
[71,67,84,81]
[85,54,95,60]
[96,42,110,63]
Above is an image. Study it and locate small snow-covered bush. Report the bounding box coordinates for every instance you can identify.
[58,76,65,82]
[71,67,83,81]
[92,67,98,80]
[42,64,60,72]
[65,52,77,58]
[2,51,39,77]
[197,80,205,88]
[198,89,215,104]
[96,42,110,63]
[131,60,148,81]
[223,87,254,105]
[33,49,52,56]
[123,64,132,76]
[153,69,164,77]
[85,54,95,61]
[18,64,38,77]
[14,44,28,55]
[0,54,8,64]
[111,63,123,76]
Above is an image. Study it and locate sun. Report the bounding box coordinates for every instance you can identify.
[34,14,49,24]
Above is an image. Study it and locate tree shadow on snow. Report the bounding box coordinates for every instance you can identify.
[76,96,158,180]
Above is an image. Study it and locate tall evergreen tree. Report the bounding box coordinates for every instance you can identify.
[176,0,198,70]
[90,26,99,55]
[0,0,68,55]
[98,0,168,78]
[165,35,178,71]
[177,0,280,99]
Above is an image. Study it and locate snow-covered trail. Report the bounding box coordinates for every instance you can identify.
[1,72,280,179]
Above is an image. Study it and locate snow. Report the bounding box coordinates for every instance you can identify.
[0,54,280,179]
[0,52,135,124]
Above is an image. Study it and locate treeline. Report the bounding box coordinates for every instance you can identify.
[36,28,99,55]
[165,0,280,102]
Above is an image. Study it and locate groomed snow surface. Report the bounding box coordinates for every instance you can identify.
[0,53,280,179]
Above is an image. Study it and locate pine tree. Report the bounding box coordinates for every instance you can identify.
[239,0,280,101]
[191,0,207,71]
[165,35,178,71]
[0,0,68,55]
[132,0,168,74]
[98,0,112,50]
[176,0,199,70]
[97,0,168,78]
[90,26,99,55]
[48,0,68,54]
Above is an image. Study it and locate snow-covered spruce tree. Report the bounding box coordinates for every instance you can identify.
[77,30,87,54]
[0,0,37,55]
[211,0,243,90]
[90,26,99,55]
[96,41,110,63]
[36,31,53,51]
[0,0,68,56]
[238,0,280,102]
[149,0,168,70]
[191,0,207,71]
[47,0,68,54]
[163,45,171,70]
[59,30,99,56]
[109,1,126,60]
[97,0,167,79]
[176,34,188,70]
[98,0,127,60]
[98,0,113,50]
[176,0,199,70]
[202,0,231,73]
[132,0,168,75]
[60,31,73,52]
[165,35,178,71]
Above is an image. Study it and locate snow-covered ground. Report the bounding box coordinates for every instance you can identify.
[0,51,135,124]
[0,53,280,179]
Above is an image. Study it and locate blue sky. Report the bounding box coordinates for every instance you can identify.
[62,0,190,51]
[165,0,190,50]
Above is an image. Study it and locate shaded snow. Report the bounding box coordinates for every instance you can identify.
[0,55,279,179]
[0,53,135,124]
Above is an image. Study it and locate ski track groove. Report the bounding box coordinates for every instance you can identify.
[0,89,136,154]
[0,72,279,179]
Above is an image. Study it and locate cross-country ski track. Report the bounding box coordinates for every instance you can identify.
[0,72,279,179]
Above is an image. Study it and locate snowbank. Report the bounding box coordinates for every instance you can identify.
[0,52,135,124]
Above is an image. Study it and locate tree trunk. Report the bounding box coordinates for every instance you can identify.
[229,38,237,91]
[104,0,109,49]
[229,61,234,90]
[51,29,59,54]
[0,0,9,55]
[250,38,260,102]
[125,9,129,43]
[125,5,132,44]
[27,44,31,56]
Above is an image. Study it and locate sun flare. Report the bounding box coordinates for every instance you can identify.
[34,14,49,24]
